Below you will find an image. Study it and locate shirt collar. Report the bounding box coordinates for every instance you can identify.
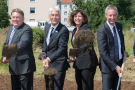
[13,26,18,29]
[51,22,59,30]
[106,21,116,30]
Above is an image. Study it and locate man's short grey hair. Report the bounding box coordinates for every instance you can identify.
[48,6,61,17]
[11,8,24,17]
[105,5,118,14]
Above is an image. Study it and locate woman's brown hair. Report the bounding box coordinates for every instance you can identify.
[68,9,89,26]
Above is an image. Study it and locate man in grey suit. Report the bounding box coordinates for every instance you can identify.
[38,6,69,90]
[1,8,36,90]
[97,5,129,90]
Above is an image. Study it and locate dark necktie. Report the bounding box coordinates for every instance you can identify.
[113,26,119,62]
[50,27,54,38]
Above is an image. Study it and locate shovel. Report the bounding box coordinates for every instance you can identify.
[116,53,127,90]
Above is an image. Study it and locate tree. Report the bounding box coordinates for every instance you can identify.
[0,0,10,28]
[72,0,135,32]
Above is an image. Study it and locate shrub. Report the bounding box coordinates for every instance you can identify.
[32,28,45,45]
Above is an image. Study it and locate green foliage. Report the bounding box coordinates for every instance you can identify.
[32,28,45,45]
[0,0,10,28]
[72,0,135,32]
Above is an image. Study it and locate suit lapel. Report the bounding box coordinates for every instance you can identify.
[45,24,51,46]
[45,24,51,39]
[104,22,114,42]
[11,28,20,43]
[115,23,121,37]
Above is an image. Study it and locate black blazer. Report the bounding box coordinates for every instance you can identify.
[133,40,135,56]
[5,23,36,75]
[71,24,98,70]
[42,23,69,72]
[97,22,125,73]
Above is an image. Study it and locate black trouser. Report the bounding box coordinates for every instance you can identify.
[75,67,96,90]
[102,59,123,90]
[45,71,66,90]
[11,72,33,90]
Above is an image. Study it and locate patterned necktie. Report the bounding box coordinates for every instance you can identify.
[50,27,54,38]
[8,28,17,45]
[47,27,54,45]
[113,26,119,62]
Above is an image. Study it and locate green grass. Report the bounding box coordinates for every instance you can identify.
[0,28,3,32]
[0,42,9,74]
[0,29,135,79]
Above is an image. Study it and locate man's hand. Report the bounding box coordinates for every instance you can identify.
[1,57,10,64]
[124,51,129,57]
[133,58,135,63]
[43,58,50,68]
[116,66,123,76]
[38,53,46,60]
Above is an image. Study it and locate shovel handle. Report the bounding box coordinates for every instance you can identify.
[41,56,47,68]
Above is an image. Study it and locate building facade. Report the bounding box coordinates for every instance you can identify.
[8,0,57,23]
[61,0,75,26]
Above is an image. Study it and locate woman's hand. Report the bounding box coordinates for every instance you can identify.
[67,57,77,63]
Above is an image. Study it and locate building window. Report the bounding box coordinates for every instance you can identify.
[64,5,67,9]
[29,19,35,22]
[70,5,72,8]
[64,11,67,15]
[30,0,36,2]
[30,7,36,14]
[64,18,67,22]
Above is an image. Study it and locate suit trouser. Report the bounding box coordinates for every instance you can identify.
[75,67,96,90]
[11,72,33,90]
[102,59,123,90]
[102,71,121,90]
[45,71,66,90]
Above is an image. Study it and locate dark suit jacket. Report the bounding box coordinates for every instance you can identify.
[71,24,98,70]
[42,22,69,72]
[133,40,135,56]
[97,22,125,73]
[5,23,36,75]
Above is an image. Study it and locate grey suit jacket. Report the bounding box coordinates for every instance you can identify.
[42,23,69,72]
[5,23,36,75]
[97,22,125,73]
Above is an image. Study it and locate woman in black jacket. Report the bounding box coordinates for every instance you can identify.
[68,9,98,90]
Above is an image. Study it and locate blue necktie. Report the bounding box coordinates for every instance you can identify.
[113,26,119,62]
[8,28,17,45]
[50,27,54,39]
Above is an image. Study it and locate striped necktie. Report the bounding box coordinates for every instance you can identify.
[8,27,17,45]
[50,27,54,38]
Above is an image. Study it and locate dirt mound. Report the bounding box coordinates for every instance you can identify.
[0,25,12,42]
[0,74,135,90]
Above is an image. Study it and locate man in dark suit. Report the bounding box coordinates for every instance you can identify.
[1,8,36,90]
[38,6,69,90]
[97,5,129,90]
